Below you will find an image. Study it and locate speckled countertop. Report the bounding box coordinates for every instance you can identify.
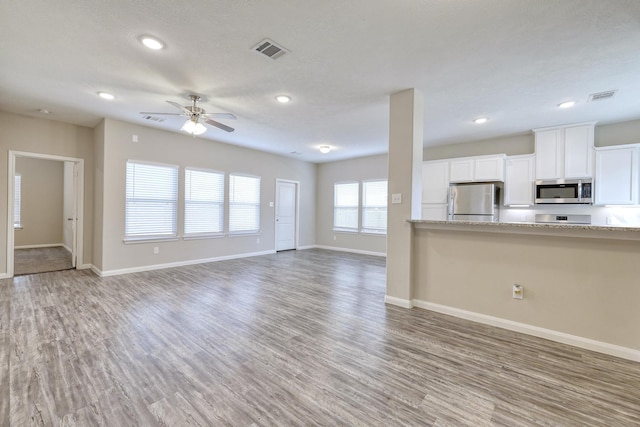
[409,220,640,240]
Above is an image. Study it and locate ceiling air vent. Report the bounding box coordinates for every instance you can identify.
[142,115,165,122]
[588,90,617,102]
[252,38,289,60]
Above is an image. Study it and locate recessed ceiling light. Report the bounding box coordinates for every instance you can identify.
[473,117,488,124]
[558,101,576,109]
[38,109,51,114]
[140,36,164,50]
[275,95,291,103]
[319,145,331,154]
[98,92,115,100]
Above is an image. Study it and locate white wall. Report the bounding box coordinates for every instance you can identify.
[316,154,387,255]
[14,157,64,247]
[95,118,317,274]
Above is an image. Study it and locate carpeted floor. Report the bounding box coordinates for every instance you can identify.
[14,246,73,275]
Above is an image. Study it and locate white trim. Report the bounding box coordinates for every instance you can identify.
[76,263,93,270]
[96,250,276,277]
[0,273,10,279]
[314,244,386,257]
[14,243,64,249]
[413,300,640,363]
[384,295,413,308]
[296,245,316,250]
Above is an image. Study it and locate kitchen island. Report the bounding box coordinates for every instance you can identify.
[405,219,640,361]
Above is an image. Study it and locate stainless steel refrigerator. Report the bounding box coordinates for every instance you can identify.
[449,182,501,222]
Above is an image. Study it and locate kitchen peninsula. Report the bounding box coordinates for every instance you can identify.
[407,218,640,362]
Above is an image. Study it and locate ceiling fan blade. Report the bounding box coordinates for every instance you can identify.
[203,113,237,120]
[166,100,192,115]
[204,118,235,132]
[140,112,183,115]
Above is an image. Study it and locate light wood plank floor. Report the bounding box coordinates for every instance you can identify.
[1,249,639,426]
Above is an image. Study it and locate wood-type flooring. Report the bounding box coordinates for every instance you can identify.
[1,249,639,426]
[14,246,73,276]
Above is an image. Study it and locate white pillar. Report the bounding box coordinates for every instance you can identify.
[385,89,423,307]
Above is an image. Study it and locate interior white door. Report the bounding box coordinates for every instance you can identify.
[276,181,296,251]
[62,161,77,268]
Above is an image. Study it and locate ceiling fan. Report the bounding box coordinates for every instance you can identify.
[141,95,236,135]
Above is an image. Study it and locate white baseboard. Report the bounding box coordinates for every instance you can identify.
[14,243,63,249]
[413,299,640,363]
[296,245,316,250]
[0,273,10,279]
[97,250,277,277]
[314,245,386,257]
[76,263,93,271]
[62,244,72,253]
[384,295,413,308]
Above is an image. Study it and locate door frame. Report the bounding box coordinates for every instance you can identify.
[6,150,85,278]
[274,179,300,251]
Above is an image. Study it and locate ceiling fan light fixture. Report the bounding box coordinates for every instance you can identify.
[473,117,488,124]
[275,95,291,103]
[181,119,207,135]
[319,145,331,154]
[140,36,164,50]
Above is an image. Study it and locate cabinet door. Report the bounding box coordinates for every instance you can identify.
[422,161,449,204]
[564,125,593,178]
[422,204,448,221]
[449,159,474,182]
[535,129,562,179]
[504,155,534,205]
[475,157,505,181]
[595,147,638,205]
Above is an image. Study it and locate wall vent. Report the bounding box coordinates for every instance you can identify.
[252,38,289,60]
[588,90,617,102]
[143,115,165,122]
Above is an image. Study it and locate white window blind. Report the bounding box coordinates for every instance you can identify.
[362,180,388,234]
[334,182,359,231]
[14,174,21,228]
[125,161,178,239]
[184,168,224,236]
[229,174,261,234]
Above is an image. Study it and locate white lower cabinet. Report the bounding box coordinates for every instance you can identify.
[504,154,535,206]
[595,145,640,205]
[422,204,448,221]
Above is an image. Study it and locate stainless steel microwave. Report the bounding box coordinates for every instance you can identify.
[534,178,593,204]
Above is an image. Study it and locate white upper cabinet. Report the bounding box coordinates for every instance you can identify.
[534,122,595,179]
[595,145,639,205]
[449,154,506,183]
[504,154,535,206]
[422,160,449,204]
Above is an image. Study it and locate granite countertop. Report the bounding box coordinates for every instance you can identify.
[409,219,640,240]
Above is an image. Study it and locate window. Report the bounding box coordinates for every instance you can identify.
[184,168,224,236]
[14,174,21,228]
[125,161,178,240]
[333,182,359,232]
[229,174,260,234]
[362,180,388,234]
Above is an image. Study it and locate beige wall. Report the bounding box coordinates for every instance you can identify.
[316,154,387,254]
[413,229,640,350]
[96,118,317,273]
[424,133,533,160]
[595,118,640,147]
[14,157,64,247]
[0,111,94,274]
[92,120,105,271]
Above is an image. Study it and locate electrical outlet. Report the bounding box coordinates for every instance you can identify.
[333,235,337,241]
[153,246,159,254]
[256,238,260,244]
[512,284,523,300]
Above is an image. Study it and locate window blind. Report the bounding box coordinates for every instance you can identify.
[14,174,21,228]
[184,168,224,236]
[333,182,359,231]
[125,161,178,239]
[362,180,388,234]
[229,174,260,234]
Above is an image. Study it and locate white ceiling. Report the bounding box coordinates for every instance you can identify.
[1,0,640,163]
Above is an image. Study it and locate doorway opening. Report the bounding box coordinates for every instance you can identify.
[7,151,84,277]
[275,179,300,252]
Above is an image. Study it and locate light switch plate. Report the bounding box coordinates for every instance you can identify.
[391,193,402,204]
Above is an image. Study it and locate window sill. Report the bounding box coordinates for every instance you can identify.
[183,233,225,241]
[14,226,23,231]
[361,231,387,236]
[228,231,261,237]
[123,236,179,244]
[333,229,358,234]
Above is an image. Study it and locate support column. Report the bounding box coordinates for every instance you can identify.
[385,89,423,307]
